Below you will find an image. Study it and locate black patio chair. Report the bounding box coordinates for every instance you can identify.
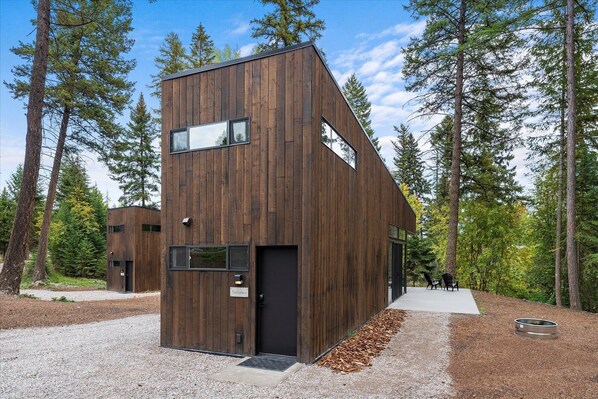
[423,271,441,290]
[442,273,459,291]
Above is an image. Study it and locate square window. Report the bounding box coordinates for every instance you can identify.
[230,119,249,144]
[170,247,188,268]
[171,129,188,152]
[229,246,249,271]
[190,247,227,269]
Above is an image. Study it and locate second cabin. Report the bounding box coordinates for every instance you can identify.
[106,206,161,293]
[160,42,416,363]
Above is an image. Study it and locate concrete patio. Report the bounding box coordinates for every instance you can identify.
[388,286,480,314]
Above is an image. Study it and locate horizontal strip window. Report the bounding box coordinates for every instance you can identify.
[142,224,161,232]
[108,225,125,233]
[170,118,250,153]
[169,245,249,271]
[109,260,122,267]
[321,118,356,169]
[389,225,407,241]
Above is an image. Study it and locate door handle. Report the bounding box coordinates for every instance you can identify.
[258,294,265,308]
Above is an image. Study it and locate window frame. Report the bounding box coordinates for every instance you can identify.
[321,117,357,169]
[108,224,125,233]
[169,117,250,154]
[168,244,250,271]
[142,224,161,232]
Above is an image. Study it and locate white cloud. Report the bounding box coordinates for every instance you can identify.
[239,43,256,57]
[229,21,250,36]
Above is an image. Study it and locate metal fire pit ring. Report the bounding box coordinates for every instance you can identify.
[514,318,558,339]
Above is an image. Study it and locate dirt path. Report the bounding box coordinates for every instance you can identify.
[0,294,160,329]
[449,291,598,398]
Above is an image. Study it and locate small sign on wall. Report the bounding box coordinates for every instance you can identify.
[230,287,249,298]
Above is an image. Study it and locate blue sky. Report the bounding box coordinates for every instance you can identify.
[0,0,530,205]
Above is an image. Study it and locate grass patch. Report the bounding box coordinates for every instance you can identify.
[51,296,75,302]
[20,270,106,290]
[18,293,39,300]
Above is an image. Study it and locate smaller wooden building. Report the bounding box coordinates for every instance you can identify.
[106,206,161,292]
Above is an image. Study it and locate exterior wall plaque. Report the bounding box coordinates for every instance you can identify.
[230,287,249,298]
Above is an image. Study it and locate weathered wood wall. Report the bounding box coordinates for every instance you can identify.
[161,43,415,362]
[106,207,161,292]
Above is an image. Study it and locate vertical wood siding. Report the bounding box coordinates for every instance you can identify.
[161,44,415,362]
[106,207,161,292]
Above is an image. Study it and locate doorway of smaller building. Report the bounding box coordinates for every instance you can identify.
[125,261,133,292]
[256,246,298,358]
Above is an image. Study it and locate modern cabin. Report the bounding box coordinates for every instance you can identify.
[106,206,161,292]
[160,42,415,363]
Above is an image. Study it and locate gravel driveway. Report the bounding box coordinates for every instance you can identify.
[0,312,452,398]
[20,289,160,301]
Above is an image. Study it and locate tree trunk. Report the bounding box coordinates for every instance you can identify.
[32,106,71,284]
[445,0,466,276]
[555,81,565,307]
[565,0,580,310]
[0,0,51,295]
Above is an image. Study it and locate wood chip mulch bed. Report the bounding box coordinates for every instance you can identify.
[317,308,406,373]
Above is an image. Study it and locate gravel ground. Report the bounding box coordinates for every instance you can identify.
[20,289,160,301]
[0,311,452,399]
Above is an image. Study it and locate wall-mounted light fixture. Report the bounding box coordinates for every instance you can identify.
[234,274,243,286]
[182,217,192,226]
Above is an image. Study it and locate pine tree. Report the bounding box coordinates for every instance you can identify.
[0,0,50,294]
[49,158,106,278]
[0,189,16,257]
[189,23,215,68]
[403,0,529,275]
[6,0,135,283]
[149,32,189,100]
[342,73,381,153]
[391,124,429,198]
[107,93,160,207]
[251,0,325,52]
[528,0,598,311]
[429,117,453,204]
[214,44,241,62]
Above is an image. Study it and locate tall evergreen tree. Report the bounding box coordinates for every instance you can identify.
[251,0,325,52]
[0,189,16,257]
[189,23,215,68]
[149,32,189,100]
[342,73,381,153]
[107,93,160,207]
[429,117,453,204]
[528,0,598,311]
[49,158,106,278]
[0,0,50,294]
[391,124,429,198]
[214,44,241,62]
[403,0,529,275]
[6,0,135,283]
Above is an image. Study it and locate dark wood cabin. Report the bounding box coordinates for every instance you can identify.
[106,206,161,292]
[160,42,416,363]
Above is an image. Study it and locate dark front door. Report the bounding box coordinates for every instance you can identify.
[257,246,298,357]
[391,242,403,301]
[125,261,133,292]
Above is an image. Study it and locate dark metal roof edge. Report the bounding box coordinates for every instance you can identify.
[107,205,161,211]
[162,41,315,81]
